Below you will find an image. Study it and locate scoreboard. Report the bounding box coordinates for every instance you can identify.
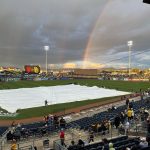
[24,65,40,74]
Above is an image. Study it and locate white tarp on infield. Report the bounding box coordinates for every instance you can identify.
[0,84,129,113]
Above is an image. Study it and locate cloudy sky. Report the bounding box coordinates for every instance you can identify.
[0,0,150,69]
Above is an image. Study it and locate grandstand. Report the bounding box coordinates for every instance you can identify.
[0,0,150,149]
[0,92,150,150]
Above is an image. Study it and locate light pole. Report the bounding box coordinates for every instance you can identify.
[44,45,49,75]
[127,41,133,76]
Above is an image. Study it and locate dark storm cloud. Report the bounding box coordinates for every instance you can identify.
[0,0,150,68]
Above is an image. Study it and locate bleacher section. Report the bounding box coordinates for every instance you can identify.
[8,123,57,141]
[68,97,150,130]
[67,136,140,150]
[0,96,150,149]
[0,126,8,136]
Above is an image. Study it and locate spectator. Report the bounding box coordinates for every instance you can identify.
[141,94,144,101]
[129,100,134,109]
[118,124,125,135]
[20,128,27,139]
[114,115,121,129]
[124,120,130,135]
[88,131,94,143]
[43,116,48,126]
[127,108,133,121]
[33,146,37,150]
[102,138,109,150]
[108,120,112,134]
[48,114,53,126]
[17,123,21,129]
[131,108,134,120]
[78,132,82,139]
[144,109,149,120]
[11,121,15,127]
[59,128,65,146]
[11,121,16,132]
[7,131,13,141]
[120,112,125,124]
[54,115,59,129]
[68,141,76,150]
[140,109,145,121]
[11,139,17,150]
[126,98,129,106]
[109,142,115,150]
[78,139,84,147]
[139,137,148,148]
[112,105,117,111]
[13,129,21,141]
[101,121,107,135]
[59,117,66,129]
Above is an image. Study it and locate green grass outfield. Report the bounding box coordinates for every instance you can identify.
[0,80,149,119]
[0,79,149,92]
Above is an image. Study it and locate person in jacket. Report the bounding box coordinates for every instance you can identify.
[59,128,65,146]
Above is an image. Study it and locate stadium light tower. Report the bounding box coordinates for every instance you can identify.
[127,41,133,76]
[44,45,49,74]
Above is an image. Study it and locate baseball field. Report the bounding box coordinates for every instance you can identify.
[0,80,149,120]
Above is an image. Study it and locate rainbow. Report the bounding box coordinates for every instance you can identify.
[82,0,111,68]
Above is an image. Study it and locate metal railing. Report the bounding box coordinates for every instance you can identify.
[0,96,149,150]
[53,126,121,150]
[0,119,148,150]
[53,117,150,150]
